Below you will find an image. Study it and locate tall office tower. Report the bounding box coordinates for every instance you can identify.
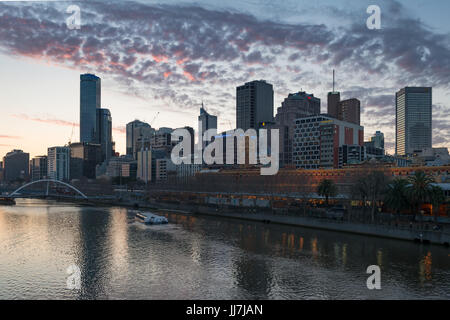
[30,156,48,181]
[47,146,70,181]
[80,74,101,143]
[236,80,274,130]
[274,91,321,167]
[133,125,155,159]
[198,105,217,150]
[327,70,340,118]
[395,87,432,156]
[69,142,102,180]
[96,108,112,162]
[338,98,361,125]
[126,120,151,157]
[137,149,152,184]
[365,130,385,159]
[371,131,385,150]
[2,149,29,181]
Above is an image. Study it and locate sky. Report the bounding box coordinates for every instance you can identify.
[0,0,449,158]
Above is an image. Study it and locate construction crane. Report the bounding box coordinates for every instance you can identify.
[150,111,160,126]
[67,122,75,146]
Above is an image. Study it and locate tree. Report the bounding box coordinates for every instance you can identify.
[429,185,445,222]
[407,171,435,219]
[317,179,337,206]
[352,170,387,222]
[383,178,409,218]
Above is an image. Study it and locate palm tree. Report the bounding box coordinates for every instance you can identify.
[429,185,445,222]
[317,179,337,206]
[407,171,435,219]
[383,178,409,218]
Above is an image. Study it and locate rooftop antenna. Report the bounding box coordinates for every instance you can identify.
[201,100,208,113]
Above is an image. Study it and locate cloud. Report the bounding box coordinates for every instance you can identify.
[0,0,449,149]
[11,114,125,134]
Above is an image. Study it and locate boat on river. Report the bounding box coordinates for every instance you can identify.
[135,211,168,225]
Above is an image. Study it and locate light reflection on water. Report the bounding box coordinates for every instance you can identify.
[0,199,449,300]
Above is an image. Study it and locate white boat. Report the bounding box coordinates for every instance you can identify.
[135,212,168,225]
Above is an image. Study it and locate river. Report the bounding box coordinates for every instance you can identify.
[0,199,449,299]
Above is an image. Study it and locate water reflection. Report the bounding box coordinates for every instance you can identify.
[0,199,449,299]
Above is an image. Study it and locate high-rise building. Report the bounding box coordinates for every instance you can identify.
[395,87,432,156]
[293,115,364,169]
[96,108,113,162]
[155,158,176,181]
[198,106,217,150]
[30,156,48,181]
[69,142,102,180]
[327,70,340,118]
[273,91,321,167]
[137,149,152,184]
[134,125,155,159]
[2,149,29,182]
[327,92,340,119]
[236,80,274,130]
[326,71,361,125]
[47,146,70,181]
[338,98,360,125]
[371,131,385,150]
[80,74,101,143]
[126,120,151,157]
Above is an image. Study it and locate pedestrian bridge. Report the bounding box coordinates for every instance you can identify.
[7,179,88,199]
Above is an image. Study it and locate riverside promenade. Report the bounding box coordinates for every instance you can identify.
[126,200,450,246]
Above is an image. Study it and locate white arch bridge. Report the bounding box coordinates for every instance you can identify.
[7,179,88,199]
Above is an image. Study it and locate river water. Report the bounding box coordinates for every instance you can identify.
[0,199,449,299]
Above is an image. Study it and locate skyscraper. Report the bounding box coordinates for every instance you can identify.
[274,91,321,167]
[198,105,217,150]
[69,142,102,180]
[338,98,361,125]
[236,80,274,130]
[395,87,432,156]
[327,70,340,118]
[96,108,112,162]
[80,74,101,143]
[137,149,152,184]
[47,146,70,181]
[126,120,151,157]
[371,131,385,150]
[2,149,29,182]
[327,92,340,118]
[30,156,48,181]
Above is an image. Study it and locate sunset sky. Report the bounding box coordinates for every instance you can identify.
[0,0,449,158]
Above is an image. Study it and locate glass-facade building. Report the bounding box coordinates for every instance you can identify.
[126,120,151,157]
[47,146,70,181]
[198,107,217,150]
[80,74,101,143]
[236,80,274,131]
[96,108,112,162]
[395,87,432,156]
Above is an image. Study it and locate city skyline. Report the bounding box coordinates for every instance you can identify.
[0,0,449,158]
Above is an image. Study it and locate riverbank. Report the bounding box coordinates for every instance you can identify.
[85,198,450,247]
